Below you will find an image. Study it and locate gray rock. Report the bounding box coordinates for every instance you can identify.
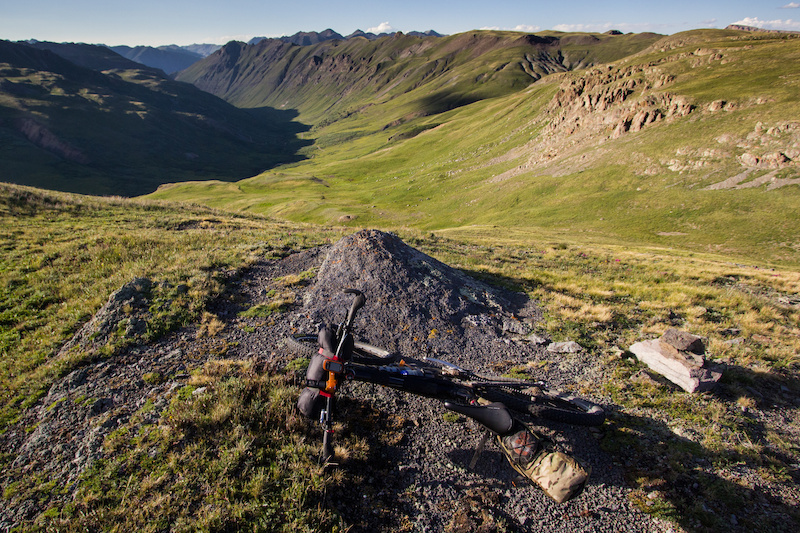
[547,341,584,353]
[660,328,705,354]
[502,317,530,335]
[57,277,152,358]
[527,332,550,345]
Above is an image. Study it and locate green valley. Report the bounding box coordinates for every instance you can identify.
[154,29,800,266]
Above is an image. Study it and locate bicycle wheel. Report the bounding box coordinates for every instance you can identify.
[285,334,398,364]
[478,387,605,426]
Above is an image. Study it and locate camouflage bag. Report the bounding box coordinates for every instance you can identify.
[496,420,590,503]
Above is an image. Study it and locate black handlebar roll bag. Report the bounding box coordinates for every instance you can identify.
[297,325,338,419]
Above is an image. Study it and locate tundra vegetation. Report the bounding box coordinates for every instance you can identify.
[1,26,800,532]
[1,184,798,531]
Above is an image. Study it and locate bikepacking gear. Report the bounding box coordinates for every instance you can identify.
[297,325,352,419]
[496,419,590,504]
[297,359,326,419]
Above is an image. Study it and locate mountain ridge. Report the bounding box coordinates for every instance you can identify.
[161,28,800,264]
[0,39,308,196]
[177,30,661,125]
[247,28,444,46]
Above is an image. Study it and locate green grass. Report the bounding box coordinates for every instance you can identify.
[2,184,799,531]
[0,183,342,429]
[40,360,351,532]
[4,27,800,532]
[408,227,800,532]
[151,30,800,267]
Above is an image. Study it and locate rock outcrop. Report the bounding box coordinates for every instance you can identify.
[15,118,90,164]
[303,229,540,369]
[546,64,691,141]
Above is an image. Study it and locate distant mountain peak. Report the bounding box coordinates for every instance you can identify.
[247,28,444,46]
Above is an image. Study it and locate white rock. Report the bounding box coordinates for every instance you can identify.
[629,339,721,393]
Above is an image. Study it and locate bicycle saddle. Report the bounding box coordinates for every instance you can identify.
[444,401,514,435]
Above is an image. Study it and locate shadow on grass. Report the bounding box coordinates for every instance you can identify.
[601,401,800,533]
[415,90,483,116]
[596,360,800,533]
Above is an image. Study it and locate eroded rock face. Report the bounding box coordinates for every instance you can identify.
[15,118,90,164]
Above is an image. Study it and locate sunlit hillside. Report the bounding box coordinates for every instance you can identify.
[154,29,800,266]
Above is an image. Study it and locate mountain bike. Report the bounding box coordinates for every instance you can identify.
[287,289,605,466]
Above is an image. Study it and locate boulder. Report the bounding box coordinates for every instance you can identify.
[629,329,721,393]
[302,230,540,370]
[660,329,705,353]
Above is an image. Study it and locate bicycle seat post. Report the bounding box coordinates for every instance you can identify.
[337,289,365,358]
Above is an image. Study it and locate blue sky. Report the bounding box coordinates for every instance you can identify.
[2,1,800,46]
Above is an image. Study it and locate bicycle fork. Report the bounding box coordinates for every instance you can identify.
[320,394,335,464]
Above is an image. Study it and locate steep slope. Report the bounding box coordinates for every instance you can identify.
[0,40,308,196]
[154,29,800,264]
[111,44,204,74]
[28,41,159,73]
[176,30,662,125]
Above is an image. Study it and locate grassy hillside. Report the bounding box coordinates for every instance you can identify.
[0,183,357,530]
[2,26,799,533]
[0,183,338,427]
[176,30,662,125]
[0,41,308,196]
[156,29,800,266]
[1,182,798,531]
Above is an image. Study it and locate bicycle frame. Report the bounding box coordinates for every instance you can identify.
[306,289,604,463]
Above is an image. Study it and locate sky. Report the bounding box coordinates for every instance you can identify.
[2,1,800,47]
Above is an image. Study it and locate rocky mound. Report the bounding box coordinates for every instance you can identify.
[301,229,540,370]
[280,231,661,531]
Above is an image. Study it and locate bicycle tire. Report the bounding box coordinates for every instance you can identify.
[478,387,605,426]
[285,334,398,364]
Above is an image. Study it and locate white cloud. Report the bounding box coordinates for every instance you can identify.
[732,16,800,30]
[478,24,540,32]
[553,22,614,32]
[366,22,395,34]
[781,3,800,8]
